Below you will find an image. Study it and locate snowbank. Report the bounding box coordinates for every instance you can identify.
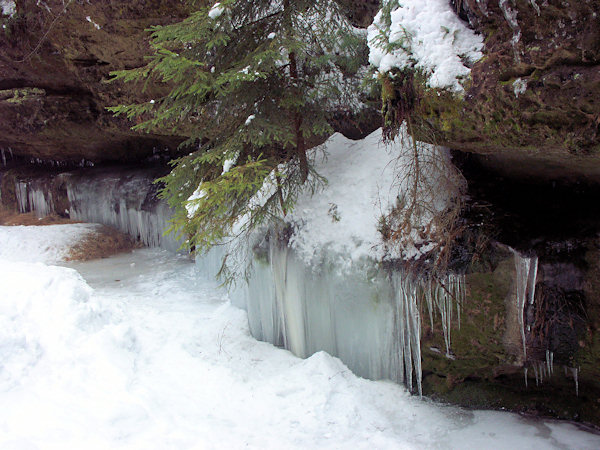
[286,128,460,267]
[287,131,395,265]
[368,0,483,92]
[0,261,94,372]
[1,237,599,448]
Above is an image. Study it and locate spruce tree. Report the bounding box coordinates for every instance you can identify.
[110,0,365,271]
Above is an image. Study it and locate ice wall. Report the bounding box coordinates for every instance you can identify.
[13,169,181,252]
[66,172,180,252]
[206,238,465,395]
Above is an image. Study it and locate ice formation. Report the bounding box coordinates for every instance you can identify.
[2,242,600,447]
[13,170,181,252]
[424,274,464,358]
[499,0,522,61]
[513,249,538,360]
[201,238,466,396]
[15,180,55,217]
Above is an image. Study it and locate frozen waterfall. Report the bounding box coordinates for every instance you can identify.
[204,238,466,396]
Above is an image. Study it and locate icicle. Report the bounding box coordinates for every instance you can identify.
[455,275,462,330]
[570,367,579,397]
[529,0,541,16]
[546,350,554,376]
[498,0,522,62]
[424,280,435,331]
[1,148,6,167]
[533,363,539,386]
[15,181,29,213]
[423,274,464,360]
[392,273,422,396]
[528,257,538,305]
[512,250,538,362]
[66,172,181,251]
[514,252,530,360]
[524,367,528,388]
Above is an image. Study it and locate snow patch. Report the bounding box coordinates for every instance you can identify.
[208,2,224,19]
[287,131,394,265]
[186,184,206,218]
[368,0,483,92]
[513,77,527,97]
[222,155,238,175]
[85,16,101,30]
[0,224,105,264]
[1,0,15,17]
[285,128,459,268]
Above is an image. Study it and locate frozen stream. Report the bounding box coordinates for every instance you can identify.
[1,226,600,448]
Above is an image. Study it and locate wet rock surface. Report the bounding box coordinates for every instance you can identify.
[420,156,600,426]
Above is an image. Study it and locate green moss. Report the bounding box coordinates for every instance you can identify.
[421,253,600,425]
[0,87,45,104]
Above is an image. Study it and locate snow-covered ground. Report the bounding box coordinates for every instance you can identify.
[1,225,600,449]
[0,223,103,264]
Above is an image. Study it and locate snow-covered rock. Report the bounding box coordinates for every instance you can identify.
[367,0,483,92]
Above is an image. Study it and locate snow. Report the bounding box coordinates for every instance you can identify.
[186,184,206,218]
[222,156,237,175]
[368,0,483,92]
[287,131,394,265]
[0,223,104,264]
[244,114,255,126]
[513,77,527,97]
[1,0,15,17]
[208,2,224,20]
[285,128,459,267]
[85,16,101,30]
[499,0,522,61]
[1,225,600,448]
[267,32,277,39]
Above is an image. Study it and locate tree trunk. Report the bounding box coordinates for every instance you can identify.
[284,0,309,183]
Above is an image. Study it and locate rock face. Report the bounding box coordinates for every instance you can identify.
[420,156,600,424]
[0,0,190,164]
[415,0,600,179]
[0,0,379,165]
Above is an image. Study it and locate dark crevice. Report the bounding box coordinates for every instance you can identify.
[0,79,94,97]
[70,57,110,68]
